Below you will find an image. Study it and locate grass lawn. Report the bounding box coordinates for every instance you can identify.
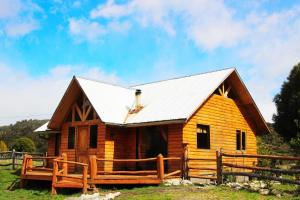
[0,165,299,200]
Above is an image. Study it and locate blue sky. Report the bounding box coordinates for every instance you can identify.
[0,0,300,125]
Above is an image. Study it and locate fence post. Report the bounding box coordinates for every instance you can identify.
[157,154,164,181]
[12,149,15,170]
[216,149,223,185]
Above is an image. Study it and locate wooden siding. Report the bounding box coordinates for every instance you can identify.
[47,134,56,156]
[183,94,257,174]
[167,124,183,172]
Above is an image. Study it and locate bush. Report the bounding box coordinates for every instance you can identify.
[0,140,8,152]
[12,137,36,152]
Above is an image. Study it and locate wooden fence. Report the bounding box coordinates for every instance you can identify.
[0,150,45,169]
[184,150,300,185]
[220,152,300,185]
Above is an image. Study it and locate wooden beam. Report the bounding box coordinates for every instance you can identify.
[84,105,92,121]
[75,103,83,121]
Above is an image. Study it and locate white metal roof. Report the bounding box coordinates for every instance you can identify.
[76,77,135,124]
[37,68,237,132]
[34,121,50,132]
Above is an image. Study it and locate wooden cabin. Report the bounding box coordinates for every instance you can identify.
[36,68,269,175]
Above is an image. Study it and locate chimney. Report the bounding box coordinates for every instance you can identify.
[135,89,142,109]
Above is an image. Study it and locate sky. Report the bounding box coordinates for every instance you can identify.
[0,0,300,126]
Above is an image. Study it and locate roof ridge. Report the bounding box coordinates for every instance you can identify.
[130,67,235,87]
[75,76,134,91]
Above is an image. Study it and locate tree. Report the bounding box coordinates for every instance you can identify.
[0,140,8,152]
[0,119,48,152]
[12,137,36,152]
[273,63,300,154]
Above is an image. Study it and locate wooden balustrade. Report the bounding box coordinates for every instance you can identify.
[51,155,88,195]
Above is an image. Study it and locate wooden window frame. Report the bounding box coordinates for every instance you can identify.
[196,124,210,149]
[236,130,246,151]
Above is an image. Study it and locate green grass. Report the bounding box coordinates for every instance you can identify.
[0,165,299,200]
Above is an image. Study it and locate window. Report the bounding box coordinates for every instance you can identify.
[89,125,98,148]
[197,124,210,149]
[54,133,61,156]
[68,127,75,149]
[242,131,246,150]
[236,130,241,150]
[236,130,246,150]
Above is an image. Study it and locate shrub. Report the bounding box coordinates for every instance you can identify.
[0,140,8,152]
[12,137,36,153]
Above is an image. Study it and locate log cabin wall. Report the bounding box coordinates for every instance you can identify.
[46,120,106,172]
[183,94,257,175]
[167,124,183,172]
[47,134,56,157]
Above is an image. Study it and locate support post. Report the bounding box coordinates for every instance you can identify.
[89,155,97,188]
[51,160,58,195]
[43,152,47,167]
[62,153,68,175]
[12,149,15,170]
[82,165,88,194]
[182,143,189,180]
[157,154,164,181]
[27,155,32,171]
[216,150,223,185]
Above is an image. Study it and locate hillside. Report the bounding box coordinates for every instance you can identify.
[0,119,49,153]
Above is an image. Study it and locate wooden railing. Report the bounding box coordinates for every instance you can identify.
[89,154,182,185]
[51,155,88,195]
[220,152,300,185]
[21,154,59,176]
[184,148,300,185]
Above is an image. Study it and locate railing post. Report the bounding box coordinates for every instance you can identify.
[82,165,88,194]
[43,152,47,167]
[216,149,223,185]
[51,160,58,195]
[62,153,68,175]
[27,155,32,171]
[12,149,15,170]
[89,155,97,187]
[157,154,164,181]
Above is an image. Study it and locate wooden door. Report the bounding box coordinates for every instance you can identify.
[77,126,89,164]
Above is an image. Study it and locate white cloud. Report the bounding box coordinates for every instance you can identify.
[72,1,81,8]
[90,0,130,19]
[0,0,22,19]
[0,63,121,126]
[0,0,42,37]
[4,20,38,37]
[237,6,300,122]
[69,18,106,42]
[89,0,245,47]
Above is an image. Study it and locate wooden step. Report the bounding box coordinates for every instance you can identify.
[53,180,84,188]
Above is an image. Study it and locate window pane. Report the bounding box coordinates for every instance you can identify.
[242,132,246,150]
[236,130,241,150]
[197,124,210,149]
[68,127,75,149]
[89,125,98,148]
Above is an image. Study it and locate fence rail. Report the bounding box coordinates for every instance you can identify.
[217,151,300,185]
[182,145,300,185]
[0,150,45,169]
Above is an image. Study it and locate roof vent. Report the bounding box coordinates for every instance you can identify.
[129,89,143,114]
[135,89,142,109]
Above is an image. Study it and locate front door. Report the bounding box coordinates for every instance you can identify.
[77,126,89,164]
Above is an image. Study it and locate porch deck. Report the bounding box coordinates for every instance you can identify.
[20,153,182,195]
